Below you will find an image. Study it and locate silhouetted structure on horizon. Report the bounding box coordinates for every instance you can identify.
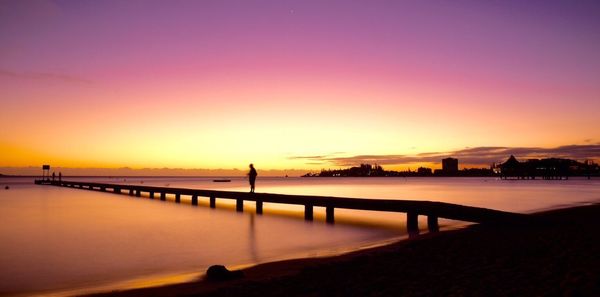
[304,164,387,177]
[442,157,459,174]
[42,165,50,181]
[417,167,432,175]
[496,155,598,180]
[304,163,494,177]
[304,156,598,179]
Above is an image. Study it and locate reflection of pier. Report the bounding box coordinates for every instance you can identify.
[34,180,527,235]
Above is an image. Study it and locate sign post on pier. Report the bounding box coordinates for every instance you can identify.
[42,165,50,181]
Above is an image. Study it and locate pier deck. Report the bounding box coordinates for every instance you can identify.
[35,179,527,233]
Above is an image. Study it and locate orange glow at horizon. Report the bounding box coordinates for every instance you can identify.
[1,77,599,170]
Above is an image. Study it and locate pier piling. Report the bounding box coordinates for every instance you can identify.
[326,206,335,223]
[305,205,314,221]
[236,199,243,212]
[256,200,263,214]
[427,215,439,232]
[407,212,419,234]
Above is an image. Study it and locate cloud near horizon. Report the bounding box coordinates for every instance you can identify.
[0,69,91,84]
[290,144,600,167]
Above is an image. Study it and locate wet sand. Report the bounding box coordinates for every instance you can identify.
[89,203,600,296]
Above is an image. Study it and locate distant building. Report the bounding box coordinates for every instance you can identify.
[442,158,458,173]
[499,155,521,177]
[498,155,587,180]
[417,167,433,175]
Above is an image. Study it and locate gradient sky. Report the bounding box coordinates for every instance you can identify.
[1,0,600,172]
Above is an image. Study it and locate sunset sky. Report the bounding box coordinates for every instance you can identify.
[1,0,600,173]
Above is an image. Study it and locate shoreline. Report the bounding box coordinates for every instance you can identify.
[27,232,413,297]
[86,203,600,296]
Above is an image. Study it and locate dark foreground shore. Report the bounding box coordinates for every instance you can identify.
[90,203,600,297]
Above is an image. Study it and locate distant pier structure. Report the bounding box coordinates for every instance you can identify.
[498,155,578,180]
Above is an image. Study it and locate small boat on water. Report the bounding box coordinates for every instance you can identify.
[213,179,231,182]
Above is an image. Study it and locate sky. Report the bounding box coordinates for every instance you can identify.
[1,0,600,174]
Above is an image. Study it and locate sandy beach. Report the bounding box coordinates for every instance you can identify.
[87,203,600,297]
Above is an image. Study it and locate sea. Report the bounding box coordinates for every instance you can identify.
[1,176,599,296]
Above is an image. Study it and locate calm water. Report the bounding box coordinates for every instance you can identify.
[1,177,599,296]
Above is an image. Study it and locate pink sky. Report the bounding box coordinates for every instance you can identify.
[1,0,599,172]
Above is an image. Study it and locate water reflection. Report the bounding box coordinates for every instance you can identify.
[248,213,259,262]
[0,176,599,296]
[0,179,403,296]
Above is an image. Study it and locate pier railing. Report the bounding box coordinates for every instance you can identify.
[35,179,527,233]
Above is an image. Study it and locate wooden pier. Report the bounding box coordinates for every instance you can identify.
[35,180,527,234]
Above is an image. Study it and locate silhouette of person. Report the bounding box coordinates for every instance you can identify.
[52,172,55,181]
[58,172,62,182]
[248,164,257,193]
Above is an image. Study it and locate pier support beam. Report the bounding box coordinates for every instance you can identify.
[114,187,121,194]
[191,195,198,206]
[149,192,154,199]
[135,190,141,197]
[256,200,263,215]
[236,199,243,212]
[427,215,439,232]
[175,193,180,203]
[100,187,106,192]
[129,189,134,196]
[326,206,335,224]
[305,205,314,221]
[210,196,216,208]
[160,192,166,201]
[407,212,419,235]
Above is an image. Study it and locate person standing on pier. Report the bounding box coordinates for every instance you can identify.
[58,172,62,182]
[248,164,257,193]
